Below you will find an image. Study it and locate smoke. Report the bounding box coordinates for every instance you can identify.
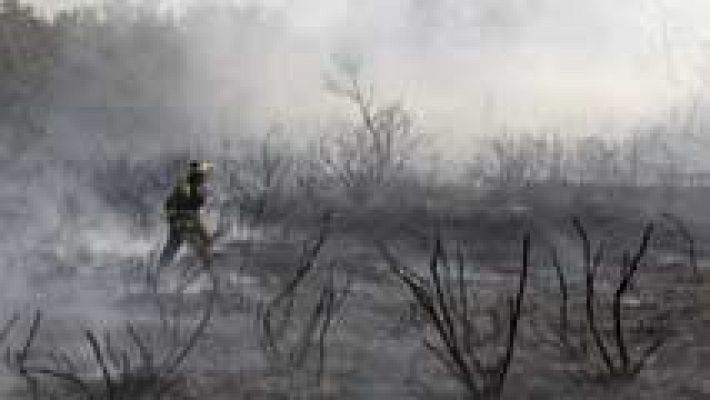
[0,159,156,322]
[175,0,710,157]
[1,0,708,318]
[17,0,710,155]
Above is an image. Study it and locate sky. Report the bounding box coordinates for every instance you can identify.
[20,0,710,152]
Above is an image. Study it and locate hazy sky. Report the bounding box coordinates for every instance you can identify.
[21,0,710,151]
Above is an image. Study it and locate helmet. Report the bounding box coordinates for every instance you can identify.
[187,160,213,183]
[188,160,213,172]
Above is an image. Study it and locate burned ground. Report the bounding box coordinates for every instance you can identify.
[1,161,708,399]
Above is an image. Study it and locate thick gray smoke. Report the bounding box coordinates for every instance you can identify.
[22,0,710,151]
[2,0,708,318]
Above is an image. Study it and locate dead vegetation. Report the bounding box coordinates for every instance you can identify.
[258,222,352,384]
[5,265,218,400]
[660,212,701,282]
[528,218,679,386]
[1,213,704,399]
[377,234,530,399]
[0,2,708,399]
[319,54,423,208]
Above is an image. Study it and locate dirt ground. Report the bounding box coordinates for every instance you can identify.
[2,188,710,399]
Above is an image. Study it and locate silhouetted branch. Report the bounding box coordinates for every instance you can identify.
[661,212,700,281]
[550,218,672,381]
[377,233,531,398]
[9,268,218,399]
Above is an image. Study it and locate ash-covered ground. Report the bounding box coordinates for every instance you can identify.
[0,159,708,399]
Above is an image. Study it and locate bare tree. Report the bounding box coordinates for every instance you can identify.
[377,234,530,399]
[530,219,675,384]
[320,55,422,206]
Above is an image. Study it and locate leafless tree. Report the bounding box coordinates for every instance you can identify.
[377,234,530,399]
[320,55,422,206]
[529,218,675,384]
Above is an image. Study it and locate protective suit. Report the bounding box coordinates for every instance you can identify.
[157,160,214,270]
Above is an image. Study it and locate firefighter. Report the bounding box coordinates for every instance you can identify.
[157,160,215,271]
